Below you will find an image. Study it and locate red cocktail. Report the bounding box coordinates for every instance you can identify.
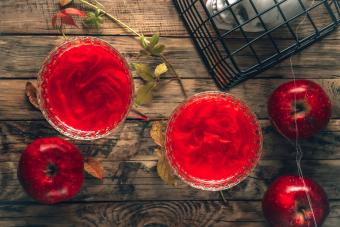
[165,92,262,190]
[38,37,133,139]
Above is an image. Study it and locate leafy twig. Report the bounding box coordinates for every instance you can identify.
[132,63,168,106]
[54,0,187,108]
[76,1,187,102]
[137,33,187,101]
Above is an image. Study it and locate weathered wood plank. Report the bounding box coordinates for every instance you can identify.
[0,159,339,201]
[1,120,340,162]
[0,36,339,79]
[0,200,339,227]
[0,78,339,120]
[0,0,338,40]
[0,0,338,225]
[0,201,273,226]
[0,0,185,36]
[0,120,339,201]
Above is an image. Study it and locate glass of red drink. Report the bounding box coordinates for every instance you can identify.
[165,91,262,191]
[37,37,133,140]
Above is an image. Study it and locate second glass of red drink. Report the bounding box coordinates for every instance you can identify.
[165,91,263,191]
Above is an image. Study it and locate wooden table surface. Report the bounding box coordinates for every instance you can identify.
[0,0,339,226]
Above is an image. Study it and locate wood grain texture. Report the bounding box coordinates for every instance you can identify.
[0,36,339,79]
[1,120,340,162]
[0,200,339,227]
[0,0,186,36]
[0,0,339,226]
[0,201,265,226]
[0,120,339,202]
[0,78,339,120]
[0,0,338,39]
[0,159,340,201]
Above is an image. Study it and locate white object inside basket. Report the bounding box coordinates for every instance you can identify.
[206,0,308,32]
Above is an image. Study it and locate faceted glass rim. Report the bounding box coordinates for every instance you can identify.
[164,91,263,191]
[37,36,134,140]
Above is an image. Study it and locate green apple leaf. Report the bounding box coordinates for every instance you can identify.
[150,44,165,56]
[133,63,154,81]
[149,32,160,48]
[83,9,104,29]
[140,35,149,49]
[134,81,155,106]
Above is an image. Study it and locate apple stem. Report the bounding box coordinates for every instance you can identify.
[46,164,58,177]
[292,101,305,114]
[219,191,228,205]
[291,100,310,120]
[299,207,311,222]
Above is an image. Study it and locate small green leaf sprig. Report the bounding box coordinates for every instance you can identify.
[137,33,187,105]
[83,8,105,29]
[133,62,168,106]
[140,33,165,56]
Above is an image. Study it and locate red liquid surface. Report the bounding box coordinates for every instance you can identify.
[165,92,262,189]
[39,38,133,137]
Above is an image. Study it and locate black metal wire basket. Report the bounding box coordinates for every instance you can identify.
[173,0,340,90]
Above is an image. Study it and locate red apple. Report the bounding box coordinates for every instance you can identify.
[268,80,331,139]
[18,137,84,204]
[262,175,330,227]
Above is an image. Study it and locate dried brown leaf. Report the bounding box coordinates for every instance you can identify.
[84,157,104,180]
[154,148,162,158]
[59,0,73,6]
[25,82,39,109]
[52,8,86,28]
[150,121,164,147]
[156,148,178,186]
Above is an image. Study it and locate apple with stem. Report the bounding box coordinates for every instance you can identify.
[262,175,330,227]
[18,137,84,204]
[268,80,331,139]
